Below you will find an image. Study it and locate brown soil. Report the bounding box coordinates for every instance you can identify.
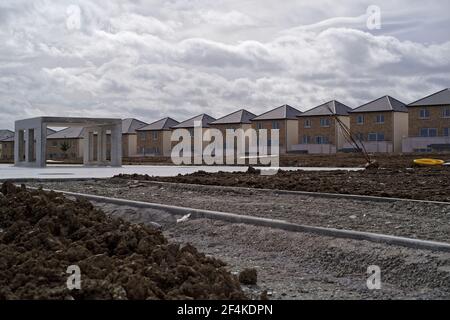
[0,182,246,300]
[121,153,450,168]
[114,166,450,202]
[239,268,258,285]
[280,153,450,168]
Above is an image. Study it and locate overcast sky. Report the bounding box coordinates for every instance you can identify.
[0,0,449,129]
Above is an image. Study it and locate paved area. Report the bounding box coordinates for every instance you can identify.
[0,164,362,180]
[94,201,450,300]
[27,179,450,242]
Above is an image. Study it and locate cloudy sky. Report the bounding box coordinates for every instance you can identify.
[0,0,449,129]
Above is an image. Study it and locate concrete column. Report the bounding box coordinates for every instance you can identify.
[15,129,24,164]
[83,130,90,165]
[97,127,107,165]
[110,123,122,167]
[90,131,96,163]
[35,123,47,167]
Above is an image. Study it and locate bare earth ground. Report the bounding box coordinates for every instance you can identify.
[95,202,450,300]
[25,173,450,299]
[122,152,450,168]
[28,179,450,242]
[125,167,450,202]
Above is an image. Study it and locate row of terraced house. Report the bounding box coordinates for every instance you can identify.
[0,88,449,162]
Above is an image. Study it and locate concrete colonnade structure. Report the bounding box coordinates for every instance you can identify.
[15,117,122,167]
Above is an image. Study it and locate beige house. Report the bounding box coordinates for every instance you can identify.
[46,127,85,161]
[403,88,450,153]
[210,109,256,156]
[120,118,147,157]
[136,117,179,156]
[294,100,352,154]
[171,113,216,157]
[348,96,409,153]
[0,130,15,161]
[251,104,302,154]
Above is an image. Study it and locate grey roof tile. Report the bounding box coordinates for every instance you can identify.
[172,114,216,128]
[211,109,256,124]
[0,129,14,140]
[408,88,450,106]
[350,96,408,113]
[252,104,302,120]
[122,118,147,134]
[299,100,352,117]
[47,127,85,139]
[137,117,179,131]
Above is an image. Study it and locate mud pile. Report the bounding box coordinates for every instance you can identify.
[0,182,246,300]
[115,166,450,202]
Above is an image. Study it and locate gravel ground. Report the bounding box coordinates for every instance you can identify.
[94,202,450,300]
[28,179,450,243]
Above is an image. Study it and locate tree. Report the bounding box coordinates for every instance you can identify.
[60,140,70,159]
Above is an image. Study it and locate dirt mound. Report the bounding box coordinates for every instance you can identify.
[114,166,450,202]
[0,182,246,300]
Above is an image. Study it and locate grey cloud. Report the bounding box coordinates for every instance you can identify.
[0,0,449,129]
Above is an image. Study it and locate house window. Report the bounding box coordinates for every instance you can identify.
[139,132,146,141]
[355,133,365,141]
[304,119,311,128]
[368,133,384,141]
[188,128,194,136]
[315,136,329,144]
[442,108,450,118]
[256,123,263,130]
[272,121,280,129]
[52,141,58,147]
[443,128,449,136]
[302,135,310,144]
[356,115,364,125]
[320,118,330,127]
[420,128,437,137]
[152,131,158,140]
[376,115,384,124]
[419,109,430,119]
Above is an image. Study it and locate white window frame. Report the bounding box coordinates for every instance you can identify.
[375,115,385,124]
[419,109,430,119]
[319,118,330,127]
[356,115,364,125]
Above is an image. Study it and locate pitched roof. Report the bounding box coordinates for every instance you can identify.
[252,104,302,121]
[299,100,352,117]
[47,127,85,139]
[350,96,408,113]
[408,88,450,107]
[211,109,256,125]
[47,128,56,135]
[172,114,216,128]
[0,129,14,141]
[0,135,14,142]
[137,117,179,131]
[122,118,147,134]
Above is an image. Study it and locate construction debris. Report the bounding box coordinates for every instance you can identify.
[0,182,246,300]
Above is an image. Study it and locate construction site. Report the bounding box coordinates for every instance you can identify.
[1,1,450,307]
[1,148,450,300]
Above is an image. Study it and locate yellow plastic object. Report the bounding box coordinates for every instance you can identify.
[413,158,445,166]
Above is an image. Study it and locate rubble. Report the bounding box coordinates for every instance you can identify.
[0,182,247,300]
